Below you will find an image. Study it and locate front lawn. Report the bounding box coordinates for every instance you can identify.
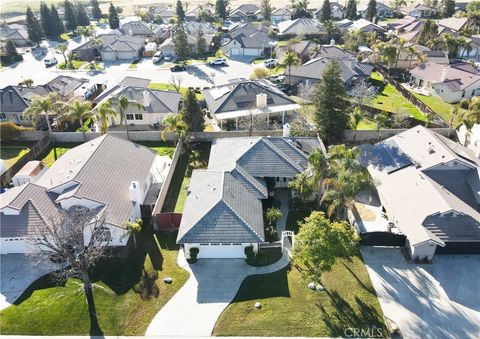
[213,255,387,337]
[410,92,467,125]
[57,60,86,70]
[148,83,204,100]
[369,72,426,121]
[0,146,31,168]
[162,142,211,213]
[0,231,189,336]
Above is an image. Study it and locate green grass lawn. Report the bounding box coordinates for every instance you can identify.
[410,92,467,125]
[0,146,31,168]
[128,63,138,70]
[57,60,86,70]
[369,72,426,121]
[213,255,387,337]
[41,143,80,167]
[204,123,216,132]
[56,32,77,42]
[162,142,211,213]
[357,119,377,130]
[0,230,189,336]
[148,83,204,100]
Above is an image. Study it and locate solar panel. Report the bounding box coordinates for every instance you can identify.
[373,140,412,174]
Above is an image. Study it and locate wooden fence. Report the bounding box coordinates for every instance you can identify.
[375,64,449,127]
[1,135,52,187]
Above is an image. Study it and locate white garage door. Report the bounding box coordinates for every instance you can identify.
[117,51,135,60]
[101,51,115,60]
[230,48,241,56]
[244,48,260,56]
[198,244,246,259]
[1,239,27,254]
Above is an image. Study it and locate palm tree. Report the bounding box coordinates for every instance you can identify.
[161,113,187,144]
[65,100,93,140]
[109,94,144,140]
[55,43,72,69]
[350,108,366,144]
[96,101,117,134]
[374,112,389,141]
[307,148,328,190]
[24,93,64,134]
[123,219,143,250]
[282,50,300,86]
[76,25,95,42]
[468,96,480,123]
[323,20,337,42]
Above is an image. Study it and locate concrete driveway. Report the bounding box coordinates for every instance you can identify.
[146,252,289,336]
[0,254,59,311]
[361,247,480,339]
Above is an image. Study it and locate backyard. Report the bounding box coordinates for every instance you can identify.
[410,92,467,125]
[0,230,189,335]
[161,142,211,213]
[213,255,387,337]
[0,145,32,168]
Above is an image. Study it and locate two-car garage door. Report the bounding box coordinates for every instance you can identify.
[198,244,246,259]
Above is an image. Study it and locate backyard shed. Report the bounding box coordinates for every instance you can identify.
[11,161,47,187]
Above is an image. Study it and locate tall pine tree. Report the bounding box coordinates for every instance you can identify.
[182,88,204,132]
[64,0,78,31]
[174,24,189,59]
[365,0,377,22]
[345,0,357,20]
[26,7,44,45]
[91,0,102,20]
[76,3,91,26]
[313,61,350,144]
[215,0,227,20]
[442,0,455,18]
[196,29,207,57]
[108,3,119,29]
[261,0,272,21]
[3,39,22,63]
[176,0,186,21]
[39,2,53,37]
[51,5,65,36]
[319,0,332,22]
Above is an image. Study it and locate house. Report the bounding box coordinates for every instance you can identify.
[314,2,346,20]
[177,136,321,258]
[73,33,145,61]
[348,19,387,34]
[11,161,48,187]
[221,23,272,57]
[392,47,449,70]
[287,54,374,88]
[0,24,29,46]
[387,15,418,31]
[271,8,292,25]
[229,4,261,22]
[276,40,318,64]
[121,20,155,39]
[358,126,480,260]
[93,83,181,128]
[400,4,435,18]
[159,22,216,57]
[438,17,469,34]
[277,18,323,36]
[185,5,214,22]
[458,123,480,158]
[46,75,89,99]
[358,2,395,18]
[0,85,51,125]
[201,79,300,129]
[149,5,176,23]
[462,34,480,60]
[410,62,480,103]
[0,135,172,254]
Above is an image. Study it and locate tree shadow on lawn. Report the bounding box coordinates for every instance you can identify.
[231,266,291,303]
[13,273,66,305]
[340,259,376,295]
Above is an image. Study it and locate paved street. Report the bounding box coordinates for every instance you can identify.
[362,247,480,339]
[145,251,290,336]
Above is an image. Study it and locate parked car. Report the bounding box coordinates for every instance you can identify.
[276,83,297,95]
[264,59,277,68]
[209,57,227,66]
[152,51,163,63]
[170,64,187,72]
[44,57,58,67]
[164,55,176,62]
[270,73,285,83]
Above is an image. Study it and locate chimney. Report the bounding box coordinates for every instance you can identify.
[256,93,267,109]
[441,66,449,81]
[129,181,142,203]
[330,38,335,46]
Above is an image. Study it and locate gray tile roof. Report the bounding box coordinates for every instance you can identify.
[119,76,151,88]
[46,75,87,97]
[411,62,480,92]
[0,85,51,114]
[177,170,265,244]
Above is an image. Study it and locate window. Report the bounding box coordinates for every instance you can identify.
[135,113,143,120]
[126,114,134,120]
[283,177,286,182]
[0,113,6,119]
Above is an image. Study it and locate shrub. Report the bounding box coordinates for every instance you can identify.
[250,67,269,80]
[0,122,30,141]
[188,247,199,264]
[459,98,470,110]
[244,245,255,262]
[254,251,268,266]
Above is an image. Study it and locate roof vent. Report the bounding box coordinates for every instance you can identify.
[428,147,435,154]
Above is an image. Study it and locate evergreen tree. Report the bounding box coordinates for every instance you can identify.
[366,0,377,22]
[196,29,207,57]
[76,3,91,26]
[319,0,332,22]
[292,0,311,19]
[418,19,438,45]
[313,61,350,144]
[173,24,189,58]
[108,3,119,29]
[26,7,44,45]
[345,0,357,20]
[215,0,227,20]
[39,2,53,37]
[176,0,186,21]
[64,0,78,31]
[2,39,22,63]
[91,0,102,20]
[442,0,455,17]
[51,5,65,36]
[182,88,204,132]
[261,0,272,21]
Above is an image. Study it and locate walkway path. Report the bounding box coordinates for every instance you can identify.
[146,252,290,336]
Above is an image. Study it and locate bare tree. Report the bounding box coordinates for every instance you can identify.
[289,105,313,136]
[237,107,269,135]
[27,207,112,335]
[169,74,183,92]
[349,79,376,108]
[298,82,315,103]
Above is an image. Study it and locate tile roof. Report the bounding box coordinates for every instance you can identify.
[411,62,480,92]
[277,18,323,34]
[46,75,87,97]
[438,17,468,32]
